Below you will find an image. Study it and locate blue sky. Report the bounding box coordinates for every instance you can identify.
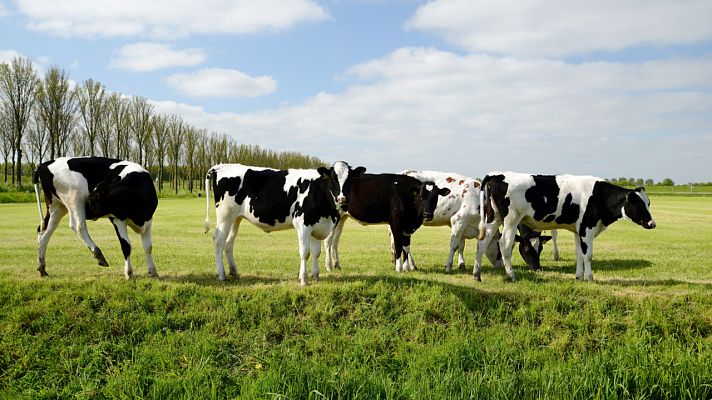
[1,0,711,183]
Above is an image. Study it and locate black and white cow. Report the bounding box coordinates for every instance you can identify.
[33,157,159,279]
[477,172,656,282]
[324,173,450,273]
[400,170,556,273]
[204,161,364,285]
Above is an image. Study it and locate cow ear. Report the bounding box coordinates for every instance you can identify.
[317,167,330,179]
[438,187,451,196]
[540,235,553,244]
[634,187,645,193]
[353,166,366,176]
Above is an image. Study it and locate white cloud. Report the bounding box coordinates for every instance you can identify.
[406,0,712,58]
[110,42,206,71]
[152,48,712,182]
[165,68,277,98]
[16,0,328,39]
[0,49,22,63]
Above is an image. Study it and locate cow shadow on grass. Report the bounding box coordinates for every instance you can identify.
[322,273,525,315]
[159,272,282,287]
[543,258,652,275]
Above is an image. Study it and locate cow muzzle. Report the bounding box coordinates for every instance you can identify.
[645,220,656,229]
[423,212,434,221]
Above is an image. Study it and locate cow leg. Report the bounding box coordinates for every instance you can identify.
[224,219,242,279]
[457,238,467,270]
[392,231,404,273]
[110,217,133,279]
[388,226,397,265]
[402,235,415,271]
[580,232,595,282]
[498,222,518,281]
[37,202,67,277]
[484,232,503,268]
[324,215,346,271]
[296,229,310,286]
[310,236,321,281]
[574,233,584,280]
[474,222,499,281]
[69,209,108,267]
[551,229,560,261]
[212,216,232,281]
[138,220,158,277]
[446,219,466,273]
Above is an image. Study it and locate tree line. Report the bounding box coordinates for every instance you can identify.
[0,56,325,193]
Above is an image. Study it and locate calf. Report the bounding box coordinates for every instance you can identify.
[204,161,364,285]
[33,157,159,279]
[477,172,656,281]
[324,173,450,272]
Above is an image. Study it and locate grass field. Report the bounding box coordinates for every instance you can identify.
[1,196,711,399]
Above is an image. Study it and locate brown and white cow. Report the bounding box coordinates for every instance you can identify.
[477,172,656,282]
[33,157,159,279]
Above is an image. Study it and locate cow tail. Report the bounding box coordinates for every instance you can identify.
[477,176,490,240]
[33,168,44,227]
[204,169,212,233]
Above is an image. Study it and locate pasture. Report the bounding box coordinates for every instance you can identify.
[1,196,711,399]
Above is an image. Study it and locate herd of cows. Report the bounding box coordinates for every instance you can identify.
[31,157,657,285]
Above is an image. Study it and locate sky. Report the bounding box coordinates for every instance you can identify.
[1,0,711,183]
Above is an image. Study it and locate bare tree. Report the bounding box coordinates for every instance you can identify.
[166,114,184,194]
[25,110,49,166]
[76,79,106,156]
[0,108,13,183]
[0,57,38,186]
[35,66,77,160]
[184,126,199,192]
[129,96,153,166]
[151,114,168,192]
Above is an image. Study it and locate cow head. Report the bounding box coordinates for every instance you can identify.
[86,179,118,220]
[622,187,656,229]
[319,161,366,211]
[515,232,552,271]
[416,181,451,222]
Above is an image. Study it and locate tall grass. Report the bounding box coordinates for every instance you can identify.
[1,197,711,399]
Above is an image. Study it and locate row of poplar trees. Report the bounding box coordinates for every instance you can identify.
[0,56,324,193]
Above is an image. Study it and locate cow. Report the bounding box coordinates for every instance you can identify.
[204,161,365,285]
[33,157,159,279]
[476,172,656,282]
[324,173,450,273]
[400,170,555,273]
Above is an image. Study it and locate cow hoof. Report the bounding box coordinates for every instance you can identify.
[473,273,481,282]
[149,271,159,278]
[312,274,320,281]
[38,267,49,277]
[445,265,452,274]
[93,248,109,267]
[576,274,583,281]
[458,263,466,270]
[585,275,594,282]
[507,274,516,282]
[299,279,308,287]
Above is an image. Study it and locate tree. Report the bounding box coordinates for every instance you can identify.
[166,114,184,194]
[151,115,168,192]
[105,93,131,160]
[662,178,674,186]
[76,79,106,156]
[0,57,38,186]
[35,66,77,159]
[618,177,627,186]
[25,110,49,166]
[184,126,198,192]
[635,178,644,187]
[0,108,12,182]
[645,178,654,186]
[129,96,153,166]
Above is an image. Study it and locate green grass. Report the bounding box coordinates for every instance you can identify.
[1,197,711,399]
